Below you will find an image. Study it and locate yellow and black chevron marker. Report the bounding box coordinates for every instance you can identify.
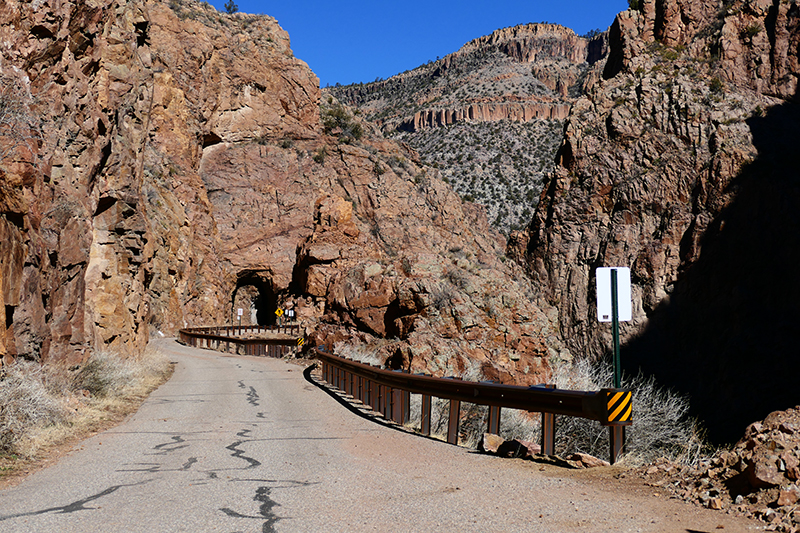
[297,337,305,347]
[602,388,633,426]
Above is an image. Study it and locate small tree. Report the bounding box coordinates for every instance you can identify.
[224,0,238,14]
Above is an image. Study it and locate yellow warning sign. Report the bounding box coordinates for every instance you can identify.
[275,308,284,317]
[605,390,632,425]
[297,337,305,347]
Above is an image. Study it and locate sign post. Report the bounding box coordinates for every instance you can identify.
[237,308,243,336]
[596,266,633,463]
[275,308,284,327]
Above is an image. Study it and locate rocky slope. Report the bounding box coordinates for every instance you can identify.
[0,0,563,385]
[640,406,800,530]
[328,24,608,233]
[510,0,800,443]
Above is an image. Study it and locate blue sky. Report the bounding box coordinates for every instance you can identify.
[205,1,629,87]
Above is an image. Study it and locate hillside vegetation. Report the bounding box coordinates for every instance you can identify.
[328,23,608,233]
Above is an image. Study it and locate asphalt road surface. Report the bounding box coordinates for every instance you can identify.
[0,339,760,532]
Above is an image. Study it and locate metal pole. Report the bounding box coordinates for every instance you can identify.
[611,268,621,389]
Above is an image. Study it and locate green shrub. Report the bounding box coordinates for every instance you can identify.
[321,102,364,143]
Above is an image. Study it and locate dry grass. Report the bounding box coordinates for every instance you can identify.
[0,345,173,483]
[494,359,709,466]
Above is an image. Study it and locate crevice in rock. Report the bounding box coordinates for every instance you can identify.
[29,25,54,39]
[134,21,149,48]
[5,305,14,329]
[2,212,25,230]
[94,196,117,217]
[202,131,222,148]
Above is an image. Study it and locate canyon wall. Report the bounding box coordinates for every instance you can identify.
[511,0,800,442]
[0,0,319,363]
[331,23,607,132]
[0,0,562,386]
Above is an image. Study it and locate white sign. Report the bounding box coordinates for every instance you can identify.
[596,267,632,322]
[237,308,244,317]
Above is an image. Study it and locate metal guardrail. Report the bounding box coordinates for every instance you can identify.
[178,325,302,357]
[178,326,632,464]
[313,348,632,464]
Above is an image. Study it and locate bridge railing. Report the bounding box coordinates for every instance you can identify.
[313,348,632,464]
[178,325,302,357]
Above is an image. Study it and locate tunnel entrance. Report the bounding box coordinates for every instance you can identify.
[231,272,278,326]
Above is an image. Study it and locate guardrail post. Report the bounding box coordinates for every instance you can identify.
[610,426,625,465]
[402,390,410,424]
[487,405,501,435]
[391,387,407,424]
[421,394,432,435]
[541,384,556,456]
[383,386,393,420]
[363,378,372,408]
[601,388,632,464]
[447,399,461,445]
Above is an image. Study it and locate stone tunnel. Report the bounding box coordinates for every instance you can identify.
[231,271,278,326]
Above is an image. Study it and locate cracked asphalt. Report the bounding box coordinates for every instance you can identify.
[0,339,761,532]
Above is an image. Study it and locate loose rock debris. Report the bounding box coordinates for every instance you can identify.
[638,407,800,532]
[480,433,610,469]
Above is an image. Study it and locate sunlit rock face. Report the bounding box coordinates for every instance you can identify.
[0,0,564,387]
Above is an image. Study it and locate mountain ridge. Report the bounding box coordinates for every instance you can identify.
[328,22,609,233]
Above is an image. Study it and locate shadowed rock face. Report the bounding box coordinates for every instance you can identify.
[0,0,562,384]
[511,0,800,443]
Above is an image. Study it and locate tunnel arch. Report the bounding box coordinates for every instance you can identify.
[231,271,278,326]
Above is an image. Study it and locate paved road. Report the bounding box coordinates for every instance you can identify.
[0,340,759,532]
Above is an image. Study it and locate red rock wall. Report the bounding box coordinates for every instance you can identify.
[512,0,800,442]
[0,0,564,387]
[0,0,319,363]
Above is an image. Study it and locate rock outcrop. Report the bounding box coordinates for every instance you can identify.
[399,101,571,132]
[0,0,563,385]
[331,23,607,133]
[511,0,800,442]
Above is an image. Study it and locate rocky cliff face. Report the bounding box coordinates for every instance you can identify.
[332,24,606,132]
[0,0,562,385]
[328,24,609,233]
[511,0,800,442]
[401,101,571,131]
[0,0,317,363]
